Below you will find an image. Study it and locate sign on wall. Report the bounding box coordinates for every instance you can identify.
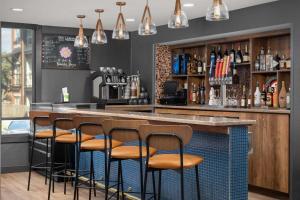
[41,34,90,70]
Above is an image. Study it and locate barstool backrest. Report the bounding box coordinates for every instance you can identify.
[49,112,78,130]
[73,116,111,136]
[139,125,193,151]
[29,110,51,126]
[103,119,149,142]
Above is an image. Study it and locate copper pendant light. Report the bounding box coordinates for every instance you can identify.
[168,0,189,29]
[92,9,107,44]
[206,0,229,21]
[138,0,157,36]
[112,2,129,40]
[74,15,89,48]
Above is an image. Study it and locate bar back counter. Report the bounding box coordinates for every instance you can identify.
[56,108,255,200]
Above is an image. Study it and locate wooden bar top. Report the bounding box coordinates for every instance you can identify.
[57,108,255,127]
[155,104,290,114]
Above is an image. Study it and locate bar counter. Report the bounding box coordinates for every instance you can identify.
[57,108,255,200]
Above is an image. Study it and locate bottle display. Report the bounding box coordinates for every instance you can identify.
[279,81,287,108]
[260,84,267,106]
[243,45,250,63]
[286,87,291,109]
[199,81,206,105]
[259,47,266,71]
[229,44,236,63]
[254,82,261,107]
[266,47,273,71]
[236,45,243,64]
[266,87,273,107]
[247,89,252,108]
[273,85,279,108]
[241,85,247,108]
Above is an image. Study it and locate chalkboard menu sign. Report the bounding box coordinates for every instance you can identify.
[42,34,90,70]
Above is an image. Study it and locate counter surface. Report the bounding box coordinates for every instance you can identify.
[60,108,255,127]
[155,104,290,114]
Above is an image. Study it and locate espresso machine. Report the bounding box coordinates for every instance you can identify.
[91,67,128,106]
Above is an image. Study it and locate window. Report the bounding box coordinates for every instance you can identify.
[1,27,34,135]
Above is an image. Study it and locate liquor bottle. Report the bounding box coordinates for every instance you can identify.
[192,83,197,103]
[200,81,206,105]
[259,47,266,71]
[209,48,217,79]
[255,56,260,71]
[286,87,291,110]
[224,49,229,56]
[280,55,286,69]
[217,46,223,59]
[254,82,261,107]
[241,85,247,108]
[266,87,273,107]
[266,47,273,71]
[247,89,252,108]
[191,54,198,74]
[229,44,236,63]
[136,74,141,98]
[279,81,287,108]
[260,84,267,106]
[243,44,250,63]
[197,56,203,74]
[273,51,281,70]
[273,85,279,108]
[232,63,239,84]
[130,77,137,99]
[236,45,243,64]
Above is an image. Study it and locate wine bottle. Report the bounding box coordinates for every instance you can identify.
[241,85,247,108]
[229,44,236,63]
[217,46,223,59]
[273,85,279,108]
[259,47,266,71]
[232,63,239,84]
[243,44,250,63]
[266,87,273,107]
[266,47,273,71]
[273,51,281,70]
[200,81,206,105]
[236,45,243,64]
[209,48,217,80]
[197,56,203,74]
[247,89,252,108]
[254,82,261,107]
[260,84,267,106]
[255,56,260,71]
[286,87,291,110]
[279,81,287,108]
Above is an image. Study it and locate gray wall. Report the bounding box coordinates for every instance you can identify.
[36,26,131,103]
[130,0,300,199]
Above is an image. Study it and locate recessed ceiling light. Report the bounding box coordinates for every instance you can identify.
[11,8,23,12]
[183,3,195,7]
[126,18,135,22]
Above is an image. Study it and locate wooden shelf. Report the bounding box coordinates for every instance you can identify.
[252,71,277,74]
[171,74,188,78]
[188,74,205,77]
[278,69,291,73]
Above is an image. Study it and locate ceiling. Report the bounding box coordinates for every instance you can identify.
[1,0,277,31]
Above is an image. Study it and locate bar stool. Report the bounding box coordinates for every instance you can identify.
[47,112,94,200]
[28,110,71,191]
[103,119,157,200]
[139,125,204,200]
[73,115,123,200]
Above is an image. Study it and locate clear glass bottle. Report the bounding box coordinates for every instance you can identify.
[254,82,261,107]
[266,47,273,71]
[259,47,266,71]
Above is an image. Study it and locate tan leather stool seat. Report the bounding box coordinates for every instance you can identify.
[35,130,71,138]
[148,154,204,169]
[55,134,94,144]
[81,139,123,151]
[111,146,156,159]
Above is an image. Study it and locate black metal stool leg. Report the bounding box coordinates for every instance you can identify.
[120,161,125,200]
[48,138,55,200]
[180,167,184,200]
[117,160,121,200]
[152,170,157,200]
[89,151,93,200]
[105,150,112,200]
[27,136,35,191]
[143,167,148,200]
[158,170,161,200]
[91,152,96,197]
[73,144,80,200]
[64,144,67,195]
[139,157,144,199]
[45,138,49,185]
[195,165,200,200]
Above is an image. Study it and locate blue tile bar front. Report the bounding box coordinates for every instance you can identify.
[79,125,248,200]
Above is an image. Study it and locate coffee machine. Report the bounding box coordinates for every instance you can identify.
[91,67,128,105]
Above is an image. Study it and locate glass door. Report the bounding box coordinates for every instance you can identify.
[1,27,34,135]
